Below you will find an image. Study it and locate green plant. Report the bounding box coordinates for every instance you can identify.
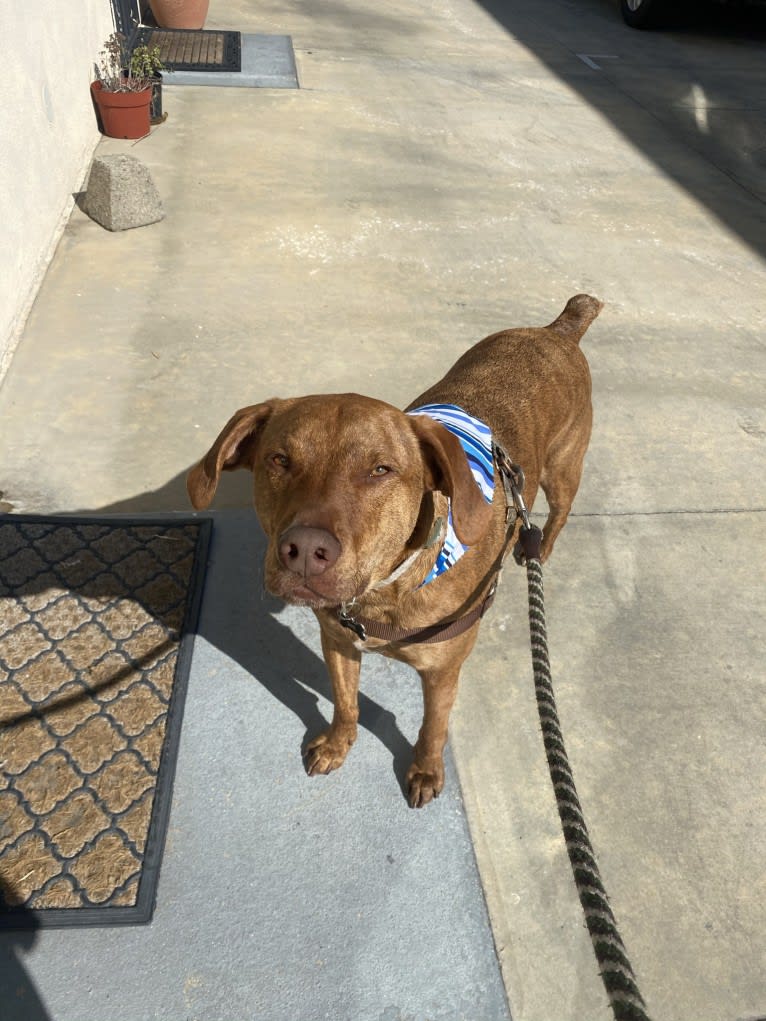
[95,32,168,92]
[130,44,167,82]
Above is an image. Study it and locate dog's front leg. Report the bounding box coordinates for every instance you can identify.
[304,625,361,776]
[407,660,462,808]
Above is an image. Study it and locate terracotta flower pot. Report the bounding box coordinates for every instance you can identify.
[150,0,210,29]
[91,81,153,140]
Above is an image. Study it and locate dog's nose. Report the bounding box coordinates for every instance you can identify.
[278,525,341,577]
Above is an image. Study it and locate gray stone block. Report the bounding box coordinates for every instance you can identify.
[85,154,164,231]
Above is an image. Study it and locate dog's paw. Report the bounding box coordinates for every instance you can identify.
[406,761,445,808]
[304,727,355,776]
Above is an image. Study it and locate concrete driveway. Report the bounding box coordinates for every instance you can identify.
[0,0,764,1019]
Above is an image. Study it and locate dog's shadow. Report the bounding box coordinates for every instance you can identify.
[201,517,416,795]
[43,468,416,797]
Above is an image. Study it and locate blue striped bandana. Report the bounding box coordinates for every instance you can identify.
[406,403,495,586]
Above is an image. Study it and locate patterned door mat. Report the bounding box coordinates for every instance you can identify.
[133,27,242,72]
[0,516,211,928]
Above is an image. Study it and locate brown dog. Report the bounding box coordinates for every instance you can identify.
[188,294,601,807]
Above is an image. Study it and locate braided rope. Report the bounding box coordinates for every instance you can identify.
[524,547,652,1021]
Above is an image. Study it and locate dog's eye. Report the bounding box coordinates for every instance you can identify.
[370,465,391,477]
[271,453,290,469]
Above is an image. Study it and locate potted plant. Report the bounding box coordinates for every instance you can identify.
[129,40,170,124]
[91,33,167,139]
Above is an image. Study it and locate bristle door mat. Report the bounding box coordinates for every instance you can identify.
[0,515,211,929]
[133,27,241,72]
[163,34,299,89]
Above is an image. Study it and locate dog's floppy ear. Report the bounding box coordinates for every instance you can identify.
[409,414,493,546]
[187,402,277,510]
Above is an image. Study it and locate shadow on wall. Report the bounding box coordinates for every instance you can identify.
[478,0,766,260]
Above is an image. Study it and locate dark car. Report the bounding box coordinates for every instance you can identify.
[621,0,764,27]
[620,0,670,26]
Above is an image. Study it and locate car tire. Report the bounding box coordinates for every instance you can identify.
[620,0,666,28]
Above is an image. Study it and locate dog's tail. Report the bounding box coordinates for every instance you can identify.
[547,293,603,344]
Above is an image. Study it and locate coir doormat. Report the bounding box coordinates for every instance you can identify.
[133,27,242,72]
[0,516,211,929]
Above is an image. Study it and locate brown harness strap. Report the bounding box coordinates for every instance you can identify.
[346,580,498,645]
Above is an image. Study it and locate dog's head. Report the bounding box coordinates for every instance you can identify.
[187,394,493,608]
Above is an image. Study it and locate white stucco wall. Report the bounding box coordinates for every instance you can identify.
[0,2,114,377]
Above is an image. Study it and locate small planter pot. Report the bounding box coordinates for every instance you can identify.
[150,0,210,29]
[91,81,153,139]
[121,69,165,124]
[149,74,165,124]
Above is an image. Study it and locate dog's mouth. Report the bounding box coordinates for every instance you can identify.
[283,581,337,608]
[265,563,367,610]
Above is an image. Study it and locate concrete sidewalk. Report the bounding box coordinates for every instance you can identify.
[1,511,511,1021]
[1,0,765,1018]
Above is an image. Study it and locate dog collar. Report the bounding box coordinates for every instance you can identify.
[370,403,494,592]
[336,404,499,644]
[368,514,446,593]
[337,436,525,646]
[406,403,495,585]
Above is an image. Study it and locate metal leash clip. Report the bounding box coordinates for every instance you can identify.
[494,443,531,530]
[338,601,367,641]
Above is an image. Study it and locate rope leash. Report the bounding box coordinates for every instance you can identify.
[517,524,652,1021]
